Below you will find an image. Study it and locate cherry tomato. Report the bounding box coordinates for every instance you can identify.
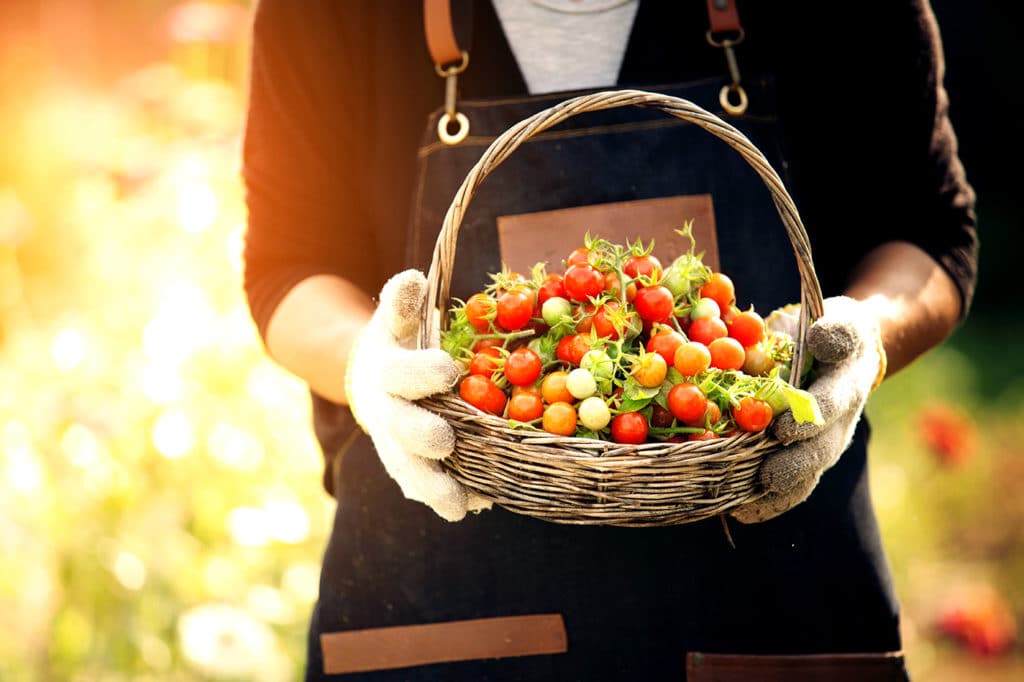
[667,383,708,423]
[511,383,542,398]
[703,401,723,427]
[556,333,590,366]
[673,341,711,376]
[688,430,720,442]
[465,293,493,332]
[742,344,776,376]
[733,397,773,432]
[611,412,649,444]
[631,352,668,388]
[504,347,542,386]
[495,289,533,331]
[700,272,736,310]
[708,337,746,371]
[604,271,637,302]
[578,396,612,431]
[592,301,631,339]
[541,370,575,404]
[508,391,544,422]
[633,285,674,323]
[689,297,721,321]
[543,401,578,436]
[650,404,675,428]
[623,254,663,282]
[563,265,604,302]
[728,310,766,348]
[537,274,566,305]
[459,375,507,416]
[472,336,504,353]
[646,328,685,367]
[565,247,591,269]
[469,346,502,378]
[688,316,728,346]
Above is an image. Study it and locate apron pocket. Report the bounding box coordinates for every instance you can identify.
[686,651,908,682]
[320,613,567,675]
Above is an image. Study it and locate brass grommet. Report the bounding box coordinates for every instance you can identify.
[438,112,470,145]
[719,84,748,116]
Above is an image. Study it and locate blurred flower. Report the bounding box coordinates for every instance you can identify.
[177,603,287,679]
[917,402,976,467]
[936,583,1017,656]
[152,410,196,459]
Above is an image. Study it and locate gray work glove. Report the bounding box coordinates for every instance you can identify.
[731,296,887,524]
[345,269,492,521]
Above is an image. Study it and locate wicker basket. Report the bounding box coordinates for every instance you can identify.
[419,90,824,527]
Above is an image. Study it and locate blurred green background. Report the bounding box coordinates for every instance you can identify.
[0,1,1019,680]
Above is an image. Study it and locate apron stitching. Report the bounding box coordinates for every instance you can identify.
[409,138,433,270]
[417,113,777,158]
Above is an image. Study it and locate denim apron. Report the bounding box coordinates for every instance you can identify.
[305,75,907,681]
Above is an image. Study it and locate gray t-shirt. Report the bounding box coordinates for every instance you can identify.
[491,0,639,94]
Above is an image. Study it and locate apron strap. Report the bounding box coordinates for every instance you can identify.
[706,0,743,37]
[424,0,473,68]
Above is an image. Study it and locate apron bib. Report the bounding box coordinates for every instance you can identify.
[305,74,904,680]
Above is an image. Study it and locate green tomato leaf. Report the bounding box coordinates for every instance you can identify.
[623,376,661,401]
[654,367,685,410]
[618,396,653,413]
[780,383,825,425]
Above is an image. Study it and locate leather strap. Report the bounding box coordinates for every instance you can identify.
[424,0,464,66]
[706,0,742,35]
[320,614,568,674]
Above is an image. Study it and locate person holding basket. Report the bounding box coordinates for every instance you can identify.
[242,1,976,679]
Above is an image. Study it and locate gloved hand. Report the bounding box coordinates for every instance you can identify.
[731,296,887,524]
[345,269,492,521]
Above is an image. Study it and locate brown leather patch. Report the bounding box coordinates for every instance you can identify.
[496,195,718,276]
[686,651,908,682]
[320,614,567,674]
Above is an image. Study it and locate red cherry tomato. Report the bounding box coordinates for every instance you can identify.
[508,391,544,422]
[667,383,708,424]
[728,310,766,348]
[708,337,746,371]
[688,430,720,442]
[469,346,502,378]
[592,301,628,339]
[650,404,675,428]
[700,272,736,310]
[733,397,773,432]
[555,333,591,366]
[465,292,493,332]
[504,347,542,386]
[623,254,663,282]
[633,285,674,323]
[537,274,566,305]
[495,289,534,331]
[673,341,711,376]
[688,316,728,346]
[646,328,685,366]
[563,265,605,302]
[459,375,507,416]
[611,411,649,444]
[565,247,591,269]
[472,336,504,353]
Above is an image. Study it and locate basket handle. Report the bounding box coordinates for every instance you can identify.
[420,89,824,387]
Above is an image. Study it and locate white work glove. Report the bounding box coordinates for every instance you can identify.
[345,269,492,521]
[731,296,887,524]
